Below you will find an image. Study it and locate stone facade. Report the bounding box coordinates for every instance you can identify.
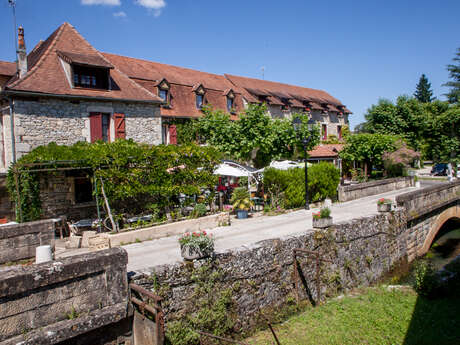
[266,105,349,138]
[0,97,162,172]
[0,248,129,344]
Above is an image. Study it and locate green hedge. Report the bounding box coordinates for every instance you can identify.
[263,162,340,208]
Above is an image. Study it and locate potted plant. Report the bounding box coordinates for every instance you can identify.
[312,207,333,228]
[377,198,392,212]
[230,187,253,219]
[179,231,214,260]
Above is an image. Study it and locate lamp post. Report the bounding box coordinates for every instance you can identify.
[293,117,315,210]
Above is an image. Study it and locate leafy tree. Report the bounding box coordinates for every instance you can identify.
[414,74,434,103]
[197,104,320,168]
[339,133,401,176]
[443,47,460,104]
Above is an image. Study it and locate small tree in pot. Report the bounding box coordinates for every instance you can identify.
[230,187,253,219]
[312,207,333,228]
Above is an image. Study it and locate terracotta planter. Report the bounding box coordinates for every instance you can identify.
[377,203,391,212]
[312,216,333,228]
[180,245,213,260]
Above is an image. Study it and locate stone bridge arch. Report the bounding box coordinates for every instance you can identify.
[418,204,460,257]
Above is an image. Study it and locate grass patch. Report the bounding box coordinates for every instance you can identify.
[418,176,447,181]
[246,286,460,345]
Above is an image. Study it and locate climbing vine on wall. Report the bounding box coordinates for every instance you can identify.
[7,140,221,222]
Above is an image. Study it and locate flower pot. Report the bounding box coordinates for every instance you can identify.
[180,245,213,260]
[377,203,391,212]
[312,216,333,228]
[236,210,249,219]
[415,181,421,188]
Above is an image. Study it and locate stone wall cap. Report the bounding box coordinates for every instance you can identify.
[339,177,412,192]
[396,180,460,204]
[0,247,127,297]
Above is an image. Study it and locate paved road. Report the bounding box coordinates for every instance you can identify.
[125,186,418,273]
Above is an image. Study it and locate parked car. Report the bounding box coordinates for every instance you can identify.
[431,163,448,176]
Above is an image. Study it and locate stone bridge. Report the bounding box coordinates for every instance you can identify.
[396,180,460,261]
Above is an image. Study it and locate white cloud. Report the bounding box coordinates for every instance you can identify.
[113,11,127,18]
[81,0,121,6]
[135,0,166,17]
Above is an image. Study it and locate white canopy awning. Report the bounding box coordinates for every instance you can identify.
[214,163,251,177]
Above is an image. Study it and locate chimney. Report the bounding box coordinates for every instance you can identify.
[17,26,27,78]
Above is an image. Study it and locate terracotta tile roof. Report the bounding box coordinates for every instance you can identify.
[225,74,349,113]
[0,61,16,76]
[57,50,114,69]
[5,23,161,103]
[103,53,245,118]
[308,144,344,158]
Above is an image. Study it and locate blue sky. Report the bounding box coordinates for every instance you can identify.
[1,0,459,129]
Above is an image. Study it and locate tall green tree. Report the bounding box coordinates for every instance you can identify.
[443,47,460,104]
[414,74,434,103]
[196,104,319,168]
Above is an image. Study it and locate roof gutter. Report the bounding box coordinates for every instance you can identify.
[3,89,164,105]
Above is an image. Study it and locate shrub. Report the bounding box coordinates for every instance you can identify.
[191,203,207,218]
[178,231,214,252]
[263,162,340,209]
[413,260,438,297]
[308,162,341,202]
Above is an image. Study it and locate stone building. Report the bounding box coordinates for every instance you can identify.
[0,23,163,173]
[0,22,352,170]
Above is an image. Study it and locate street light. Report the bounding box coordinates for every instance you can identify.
[292,116,316,210]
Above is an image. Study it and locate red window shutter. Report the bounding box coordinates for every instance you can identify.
[89,113,102,142]
[322,124,327,140]
[114,113,126,139]
[169,125,177,145]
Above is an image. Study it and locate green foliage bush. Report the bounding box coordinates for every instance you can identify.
[7,140,221,222]
[191,203,207,218]
[263,162,340,208]
[413,260,438,297]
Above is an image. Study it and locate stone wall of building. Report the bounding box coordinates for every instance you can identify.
[338,177,414,202]
[0,219,55,264]
[0,248,129,345]
[1,97,162,172]
[265,105,349,139]
[132,210,408,334]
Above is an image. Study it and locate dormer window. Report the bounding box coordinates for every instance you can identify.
[73,65,109,89]
[157,79,170,104]
[225,89,235,113]
[194,84,206,109]
[57,50,113,90]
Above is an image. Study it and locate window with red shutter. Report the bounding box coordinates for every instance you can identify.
[322,124,327,141]
[169,125,177,145]
[114,113,126,139]
[89,112,110,142]
[90,113,102,142]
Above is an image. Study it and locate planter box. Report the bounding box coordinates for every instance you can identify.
[377,203,392,212]
[181,245,213,260]
[106,212,230,247]
[312,217,333,228]
[236,210,249,219]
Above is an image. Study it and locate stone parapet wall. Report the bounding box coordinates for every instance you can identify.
[338,177,414,202]
[107,212,230,247]
[132,210,408,333]
[396,180,460,220]
[0,219,55,264]
[0,248,129,344]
